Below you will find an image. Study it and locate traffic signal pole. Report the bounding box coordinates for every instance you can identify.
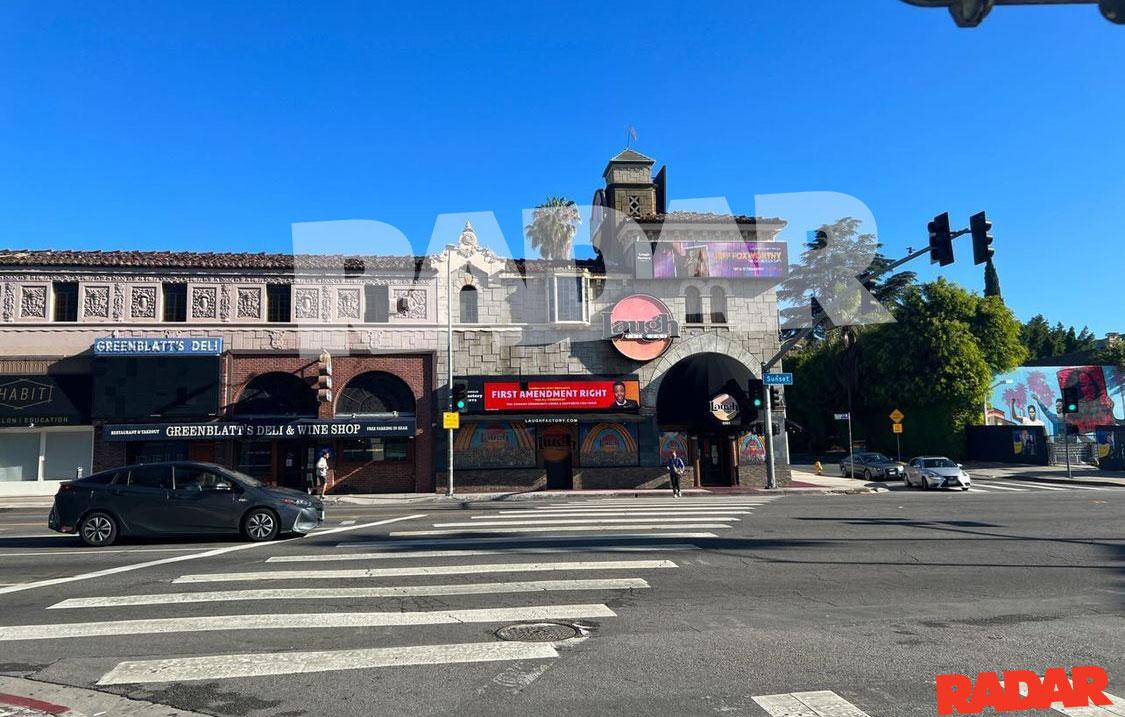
[446,245,455,497]
[761,362,776,489]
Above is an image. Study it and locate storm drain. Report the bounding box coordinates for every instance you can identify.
[495,622,580,642]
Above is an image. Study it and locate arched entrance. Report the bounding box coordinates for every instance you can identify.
[231,372,317,488]
[656,352,756,486]
[333,371,417,493]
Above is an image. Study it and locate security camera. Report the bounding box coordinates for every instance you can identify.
[949,0,994,26]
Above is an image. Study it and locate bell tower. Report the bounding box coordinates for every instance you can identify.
[601,148,663,218]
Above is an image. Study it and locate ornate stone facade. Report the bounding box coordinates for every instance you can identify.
[337,288,360,320]
[393,288,427,319]
[237,287,261,319]
[20,285,47,319]
[191,286,218,319]
[130,286,157,319]
[294,288,319,319]
[83,285,110,319]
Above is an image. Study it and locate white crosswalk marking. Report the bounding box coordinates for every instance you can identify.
[266,544,700,562]
[48,578,651,609]
[753,690,872,716]
[434,517,740,527]
[97,641,560,685]
[1012,482,1071,491]
[0,604,617,641]
[971,483,1027,492]
[173,559,678,583]
[390,524,733,536]
[336,533,720,548]
[492,510,752,517]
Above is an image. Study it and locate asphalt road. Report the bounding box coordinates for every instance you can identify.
[0,484,1122,717]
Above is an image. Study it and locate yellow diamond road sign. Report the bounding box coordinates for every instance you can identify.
[889,409,904,424]
[442,412,460,430]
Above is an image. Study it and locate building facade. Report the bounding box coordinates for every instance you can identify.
[0,150,792,496]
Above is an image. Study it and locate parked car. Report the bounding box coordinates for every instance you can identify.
[904,456,971,491]
[839,452,905,480]
[48,461,324,547]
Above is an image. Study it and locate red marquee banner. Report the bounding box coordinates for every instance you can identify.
[483,380,640,412]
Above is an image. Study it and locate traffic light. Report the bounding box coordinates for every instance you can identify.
[769,386,784,411]
[317,350,333,404]
[1061,385,1080,414]
[451,381,468,413]
[970,211,993,265]
[928,212,954,266]
[747,378,763,423]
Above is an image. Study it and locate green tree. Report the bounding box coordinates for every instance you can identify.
[524,197,580,260]
[1095,338,1125,368]
[983,258,1001,299]
[1019,315,1097,360]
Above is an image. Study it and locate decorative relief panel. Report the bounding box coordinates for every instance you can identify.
[237,287,262,319]
[130,286,157,319]
[337,288,361,320]
[83,285,111,319]
[191,286,218,319]
[393,288,427,319]
[294,288,319,319]
[112,284,125,320]
[2,282,14,322]
[20,285,47,319]
[219,285,231,321]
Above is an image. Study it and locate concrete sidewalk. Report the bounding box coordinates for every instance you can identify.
[963,461,1125,487]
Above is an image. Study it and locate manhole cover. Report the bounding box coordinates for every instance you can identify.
[495,622,580,642]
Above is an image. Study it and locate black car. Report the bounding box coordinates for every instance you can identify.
[48,461,324,547]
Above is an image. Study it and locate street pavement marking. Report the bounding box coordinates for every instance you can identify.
[389,524,733,536]
[97,640,560,685]
[549,500,772,506]
[0,514,427,597]
[48,578,651,609]
[0,547,228,558]
[173,559,677,583]
[335,533,719,548]
[970,483,1027,492]
[266,544,701,562]
[0,603,617,642]
[1007,481,1072,491]
[752,690,872,716]
[434,517,740,527]
[1011,682,1125,716]
[491,510,752,517]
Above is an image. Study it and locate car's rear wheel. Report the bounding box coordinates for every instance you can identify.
[242,508,279,542]
[79,511,118,547]
[921,478,929,491]
[864,469,873,481]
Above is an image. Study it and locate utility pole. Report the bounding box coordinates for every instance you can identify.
[446,245,455,497]
[761,362,775,489]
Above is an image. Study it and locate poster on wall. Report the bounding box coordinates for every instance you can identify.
[482,379,641,412]
[1012,427,1040,457]
[579,422,638,467]
[651,241,787,280]
[738,433,766,465]
[988,365,1124,437]
[658,432,689,462]
[453,421,535,469]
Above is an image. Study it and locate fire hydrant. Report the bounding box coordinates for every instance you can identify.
[814,460,823,476]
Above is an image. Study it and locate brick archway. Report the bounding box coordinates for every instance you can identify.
[642,334,759,409]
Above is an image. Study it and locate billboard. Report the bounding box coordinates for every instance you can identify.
[987,365,1124,437]
[651,241,787,279]
[477,378,641,412]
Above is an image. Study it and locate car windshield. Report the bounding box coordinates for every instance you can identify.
[219,467,265,488]
[923,458,958,468]
[864,453,891,463]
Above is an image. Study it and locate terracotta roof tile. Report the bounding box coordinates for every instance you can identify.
[0,250,429,272]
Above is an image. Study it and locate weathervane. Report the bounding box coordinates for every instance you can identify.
[626,125,637,148]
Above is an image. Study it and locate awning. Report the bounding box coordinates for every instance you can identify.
[102,416,417,442]
[656,352,756,431]
[460,413,648,423]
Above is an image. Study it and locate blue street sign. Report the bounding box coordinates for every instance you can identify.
[764,372,794,386]
[93,337,223,357]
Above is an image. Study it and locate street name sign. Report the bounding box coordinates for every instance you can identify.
[764,373,794,386]
[834,412,850,420]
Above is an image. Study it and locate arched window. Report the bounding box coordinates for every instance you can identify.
[336,371,415,415]
[459,285,479,324]
[710,286,728,324]
[685,286,703,324]
[231,372,317,417]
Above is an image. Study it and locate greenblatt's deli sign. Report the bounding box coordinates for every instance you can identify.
[103,417,415,441]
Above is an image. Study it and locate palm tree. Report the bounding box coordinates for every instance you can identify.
[525,197,580,260]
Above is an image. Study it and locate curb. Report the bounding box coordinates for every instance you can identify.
[0,676,209,717]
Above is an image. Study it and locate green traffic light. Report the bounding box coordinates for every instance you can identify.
[457,400,466,409]
[1067,403,1077,413]
[753,398,762,407]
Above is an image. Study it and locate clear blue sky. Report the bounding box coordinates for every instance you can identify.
[2,1,1121,335]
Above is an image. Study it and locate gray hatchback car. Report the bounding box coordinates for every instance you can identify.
[48,461,324,546]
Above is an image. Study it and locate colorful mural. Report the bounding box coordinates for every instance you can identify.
[738,433,766,465]
[988,365,1124,437]
[578,422,638,467]
[453,421,535,469]
[658,432,689,463]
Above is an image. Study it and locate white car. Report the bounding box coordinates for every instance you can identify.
[904,456,971,491]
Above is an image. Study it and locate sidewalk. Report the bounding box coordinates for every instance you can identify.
[0,675,208,717]
[963,461,1125,488]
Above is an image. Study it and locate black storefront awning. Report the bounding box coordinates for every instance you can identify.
[102,416,417,442]
[460,413,648,423]
[656,352,756,432]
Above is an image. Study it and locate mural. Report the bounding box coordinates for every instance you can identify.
[738,433,767,466]
[578,422,638,467]
[988,365,1124,437]
[658,432,689,462]
[453,421,535,469]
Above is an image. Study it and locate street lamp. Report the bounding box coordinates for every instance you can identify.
[983,378,1013,425]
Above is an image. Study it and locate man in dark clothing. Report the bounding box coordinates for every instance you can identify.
[667,450,686,497]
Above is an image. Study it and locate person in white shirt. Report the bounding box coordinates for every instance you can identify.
[314,451,330,497]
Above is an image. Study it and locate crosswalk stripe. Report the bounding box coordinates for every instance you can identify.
[48,578,651,609]
[173,559,678,583]
[0,603,617,642]
[1060,484,1106,491]
[1007,481,1071,491]
[753,690,872,716]
[971,483,1027,492]
[1011,682,1125,716]
[550,500,771,506]
[433,517,739,527]
[390,524,733,536]
[495,510,752,516]
[266,545,701,562]
[97,640,560,686]
[335,533,719,548]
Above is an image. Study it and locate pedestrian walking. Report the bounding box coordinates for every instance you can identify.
[314,450,330,498]
[667,450,686,497]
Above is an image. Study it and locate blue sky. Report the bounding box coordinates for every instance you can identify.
[2,1,1121,335]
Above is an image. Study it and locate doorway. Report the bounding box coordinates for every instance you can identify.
[539,424,574,490]
[697,434,735,486]
[277,440,310,491]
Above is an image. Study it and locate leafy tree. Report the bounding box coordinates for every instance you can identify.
[525,197,580,260]
[983,258,1001,299]
[1095,338,1125,368]
[1019,315,1097,360]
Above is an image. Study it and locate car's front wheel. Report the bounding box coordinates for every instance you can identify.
[79,511,118,547]
[864,469,873,481]
[242,508,280,542]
